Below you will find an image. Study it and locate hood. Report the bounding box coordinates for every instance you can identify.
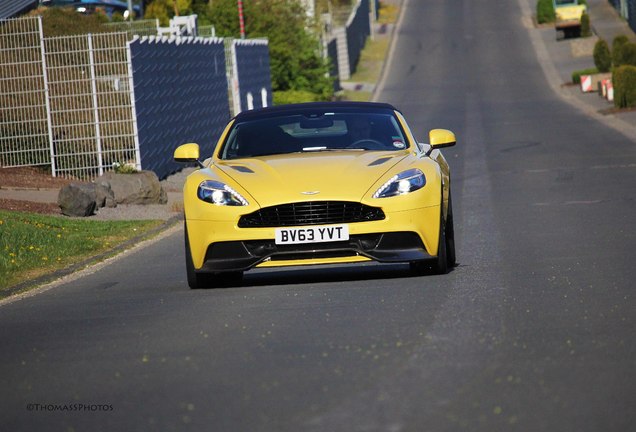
[215,151,409,206]
[555,5,585,21]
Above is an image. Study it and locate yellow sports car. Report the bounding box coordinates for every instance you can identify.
[174,102,456,288]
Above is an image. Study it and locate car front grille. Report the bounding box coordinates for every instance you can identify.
[238,201,385,228]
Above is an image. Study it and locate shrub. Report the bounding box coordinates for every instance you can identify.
[29,6,109,36]
[273,90,324,106]
[593,39,612,72]
[621,42,636,67]
[572,67,598,84]
[613,65,636,108]
[112,162,138,174]
[580,13,591,37]
[537,0,555,24]
[612,35,630,67]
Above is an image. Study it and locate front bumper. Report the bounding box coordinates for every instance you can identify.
[186,205,441,271]
[555,18,582,29]
[198,232,432,272]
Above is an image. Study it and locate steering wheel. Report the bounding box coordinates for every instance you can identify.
[347,138,385,149]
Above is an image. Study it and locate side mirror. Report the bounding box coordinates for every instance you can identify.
[429,129,456,149]
[174,143,204,167]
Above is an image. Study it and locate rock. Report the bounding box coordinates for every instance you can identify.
[94,181,116,208]
[97,171,167,205]
[57,183,97,217]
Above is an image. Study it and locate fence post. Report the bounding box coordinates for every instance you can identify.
[334,27,350,81]
[38,16,56,177]
[369,0,375,41]
[126,39,142,171]
[225,38,241,116]
[87,33,104,176]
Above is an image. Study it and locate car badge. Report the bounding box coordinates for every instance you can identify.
[301,191,320,195]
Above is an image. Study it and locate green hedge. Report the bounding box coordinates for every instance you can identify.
[580,13,591,37]
[572,67,598,84]
[621,43,636,67]
[30,6,109,36]
[593,39,612,73]
[537,0,555,24]
[273,90,324,106]
[612,35,630,67]
[613,65,636,108]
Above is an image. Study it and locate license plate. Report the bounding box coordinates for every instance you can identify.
[275,224,349,245]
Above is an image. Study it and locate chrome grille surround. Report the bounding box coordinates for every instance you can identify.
[238,201,385,228]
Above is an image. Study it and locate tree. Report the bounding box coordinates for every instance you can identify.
[145,0,192,25]
[208,0,333,100]
[190,0,213,25]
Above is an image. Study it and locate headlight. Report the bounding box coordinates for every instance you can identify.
[373,168,426,198]
[197,180,248,206]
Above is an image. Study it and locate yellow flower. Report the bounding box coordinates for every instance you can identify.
[42,256,48,261]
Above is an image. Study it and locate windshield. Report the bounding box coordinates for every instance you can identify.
[219,112,408,160]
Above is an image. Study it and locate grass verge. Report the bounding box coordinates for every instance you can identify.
[0,210,164,296]
[350,36,390,85]
[378,2,399,25]
[342,89,373,101]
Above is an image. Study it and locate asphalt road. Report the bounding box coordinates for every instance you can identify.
[2,0,635,431]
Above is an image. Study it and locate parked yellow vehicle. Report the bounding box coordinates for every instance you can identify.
[553,0,587,39]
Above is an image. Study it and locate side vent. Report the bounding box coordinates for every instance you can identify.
[229,165,254,173]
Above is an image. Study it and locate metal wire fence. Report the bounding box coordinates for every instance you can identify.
[0,16,137,181]
[104,19,160,38]
[0,16,51,169]
[44,31,137,179]
[0,14,274,181]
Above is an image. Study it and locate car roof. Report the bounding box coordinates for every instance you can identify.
[233,101,400,122]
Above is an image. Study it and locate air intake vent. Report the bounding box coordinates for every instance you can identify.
[238,201,385,228]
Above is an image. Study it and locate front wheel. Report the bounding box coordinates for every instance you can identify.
[433,214,448,275]
[410,205,448,275]
[445,192,456,268]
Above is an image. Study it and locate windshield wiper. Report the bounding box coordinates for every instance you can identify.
[302,146,365,152]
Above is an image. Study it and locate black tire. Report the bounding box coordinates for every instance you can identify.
[433,212,448,275]
[185,223,214,289]
[410,203,448,276]
[445,192,456,268]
